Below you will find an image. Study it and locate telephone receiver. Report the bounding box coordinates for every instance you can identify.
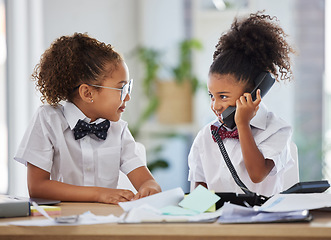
[221,72,275,129]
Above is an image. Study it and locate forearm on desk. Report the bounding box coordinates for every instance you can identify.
[28,178,101,202]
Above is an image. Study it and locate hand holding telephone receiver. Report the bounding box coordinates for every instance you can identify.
[221,72,275,129]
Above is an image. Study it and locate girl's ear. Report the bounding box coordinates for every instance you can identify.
[78,84,94,103]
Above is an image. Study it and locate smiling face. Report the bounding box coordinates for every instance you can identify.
[87,60,131,122]
[208,73,247,122]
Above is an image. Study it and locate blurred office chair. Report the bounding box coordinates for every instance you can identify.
[117,142,146,194]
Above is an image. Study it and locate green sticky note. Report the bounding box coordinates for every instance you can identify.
[206,203,216,212]
[160,205,199,216]
[178,185,220,213]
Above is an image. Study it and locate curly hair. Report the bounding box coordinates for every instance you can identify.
[210,11,294,89]
[32,33,123,105]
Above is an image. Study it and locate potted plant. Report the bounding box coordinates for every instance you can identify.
[129,39,202,172]
[156,39,202,124]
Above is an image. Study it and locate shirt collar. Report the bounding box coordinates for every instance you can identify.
[211,101,268,131]
[63,102,90,130]
[63,102,108,130]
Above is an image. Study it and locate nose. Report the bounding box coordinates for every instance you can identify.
[123,93,131,102]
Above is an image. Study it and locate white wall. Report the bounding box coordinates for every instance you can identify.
[7,0,43,197]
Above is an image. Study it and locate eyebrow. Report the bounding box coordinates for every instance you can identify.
[208,91,230,95]
[118,80,128,84]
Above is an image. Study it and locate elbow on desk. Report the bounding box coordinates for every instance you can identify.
[27,184,40,198]
[27,182,48,199]
[248,173,266,184]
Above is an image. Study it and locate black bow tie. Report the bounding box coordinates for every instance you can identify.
[73,119,110,140]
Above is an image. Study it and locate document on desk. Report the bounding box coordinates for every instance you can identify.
[9,211,119,226]
[258,193,331,212]
[119,186,222,223]
[119,187,185,212]
[218,193,331,224]
[218,202,311,224]
[120,204,223,223]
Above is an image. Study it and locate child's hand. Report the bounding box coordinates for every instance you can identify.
[235,89,262,127]
[132,186,161,200]
[97,188,135,204]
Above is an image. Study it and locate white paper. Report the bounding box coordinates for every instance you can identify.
[9,211,119,226]
[258,193,331,212]
[218,202,310,224]
[120,204,222,223]
[119,187,184,212]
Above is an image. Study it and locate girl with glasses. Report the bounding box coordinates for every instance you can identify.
[14,33,161,204]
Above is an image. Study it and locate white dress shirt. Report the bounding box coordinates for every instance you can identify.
[188,102,294,197]
[14,102,145,188]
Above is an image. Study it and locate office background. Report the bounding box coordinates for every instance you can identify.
[0,0,329,196]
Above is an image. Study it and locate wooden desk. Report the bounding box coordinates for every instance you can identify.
[1,202,331,240]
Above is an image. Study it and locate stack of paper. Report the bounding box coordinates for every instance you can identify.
[119,185,222,223]
[218,193,331,224]
[30,205,61,216]
[218,202,311,224]
[258,193,331,212]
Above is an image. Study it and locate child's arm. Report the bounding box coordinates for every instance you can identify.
[127,166,161,200]
[27,163,135,204]
[194,182,207,189]
[235,89,275,183]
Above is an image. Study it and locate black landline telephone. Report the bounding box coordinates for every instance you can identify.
[215,180,330,209]
[221,71,275,129]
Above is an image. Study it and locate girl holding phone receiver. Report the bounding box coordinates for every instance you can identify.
[188,12,296,197]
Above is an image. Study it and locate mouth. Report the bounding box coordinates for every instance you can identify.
[119,105,126,112]
[215,111,225,123]
[213,110,222,119]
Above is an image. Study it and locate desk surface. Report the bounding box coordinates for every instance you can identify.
[1,202,331,240]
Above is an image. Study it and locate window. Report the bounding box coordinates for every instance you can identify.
[324,0,331,182]
[0,0,8,194]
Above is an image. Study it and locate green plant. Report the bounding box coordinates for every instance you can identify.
[130,47,162,138]
[130,39,202,172]
[172,39,203,93]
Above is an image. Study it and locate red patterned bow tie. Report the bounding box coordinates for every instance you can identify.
[210,125,239,142]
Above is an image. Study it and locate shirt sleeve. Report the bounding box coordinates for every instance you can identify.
[257,125,294,176]
[119,123,145,175]
[188,130,206,183]
[14,107,54,173]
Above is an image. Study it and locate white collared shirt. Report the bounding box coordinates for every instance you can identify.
[14,102,145,188]
[188,102,294,197]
